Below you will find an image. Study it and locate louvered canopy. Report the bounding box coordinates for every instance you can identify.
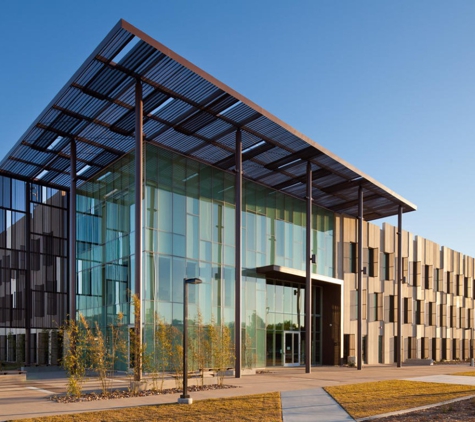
[0,19,416,220]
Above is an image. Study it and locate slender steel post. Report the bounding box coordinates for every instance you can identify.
[357,186,363,370]
[134,80,143,381]
[305,162,312,373]
[25,182,31,366]
[182,281,189,398]
[235,129,242,378]
[69,140,77,321]
[397,205,403,367]
[180,278,202,404]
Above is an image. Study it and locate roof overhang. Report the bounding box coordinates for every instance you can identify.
[0,19,416,220]
[256,265,343,286]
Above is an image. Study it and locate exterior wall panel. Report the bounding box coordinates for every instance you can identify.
[341,215,475,365]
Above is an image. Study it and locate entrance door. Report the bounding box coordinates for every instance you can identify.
[284,331,300,366]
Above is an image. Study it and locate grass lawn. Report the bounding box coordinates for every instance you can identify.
[456,370,475,376]
[325,380,475,419]
[17,392,282,422]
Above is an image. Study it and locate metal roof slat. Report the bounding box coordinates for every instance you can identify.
[98,28,135,62]
[223,102,258,124]
[153,98,193,123]
[143,90,169,115]
[87,62,131,99]
[192,143,230,163]
[143,119,166,137]
[242,161,274,180]
[40,170,60,183]
[48,156,70,173]
[75,58,111,88]
[96,102,131,126]
[49,173,71,188]
[195,118,233,140]
[258,171,293,187]
[92,150,120,167]
[119,40,155,68]
[151,129,204,153]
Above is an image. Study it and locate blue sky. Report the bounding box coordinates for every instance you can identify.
[1,1,474,256]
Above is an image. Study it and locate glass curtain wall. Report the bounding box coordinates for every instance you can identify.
[76,141,334,370]
[0,176,67,364]
[143,146,236,352]
[242,180,333,367]
[76,155,135,331]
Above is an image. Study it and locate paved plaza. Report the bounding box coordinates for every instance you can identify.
[1,364,475,421]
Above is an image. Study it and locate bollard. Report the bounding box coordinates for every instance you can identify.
[471,358,474,367]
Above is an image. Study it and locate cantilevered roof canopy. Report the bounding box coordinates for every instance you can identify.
[0,19,416,220]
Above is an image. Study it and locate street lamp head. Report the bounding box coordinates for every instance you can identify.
[184,277,203,285]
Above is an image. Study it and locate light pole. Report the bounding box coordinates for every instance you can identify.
[178,277,202,405]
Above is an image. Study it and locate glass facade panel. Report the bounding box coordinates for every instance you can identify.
[0,177,67,364]
[76,154,134,330]
[73,142,334,369]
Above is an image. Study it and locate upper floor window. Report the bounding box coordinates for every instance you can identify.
[381,252,393,280]
[368,248,377,277]
[424,265,433,290]
[349,242,357,274]
[434,268,440,291]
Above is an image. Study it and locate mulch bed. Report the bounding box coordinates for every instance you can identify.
[367,396,475,421]
[51,384,237,403]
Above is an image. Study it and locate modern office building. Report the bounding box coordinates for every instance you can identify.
[0,20,472,372]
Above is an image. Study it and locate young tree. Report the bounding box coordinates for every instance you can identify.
[130,294,143,383]
[128,294,147,394]
[60,315,89,398]
[109,312,126,374]
[189,310,210,386]
[145,314,174,392]
[244,331,256,369]
[208,316,235,386]
[170,325,183,389]
[87,319,113,395]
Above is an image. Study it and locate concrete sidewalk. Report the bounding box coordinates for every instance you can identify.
[1,364,474,421]
[403,374,475,385]
[281,388,354,422]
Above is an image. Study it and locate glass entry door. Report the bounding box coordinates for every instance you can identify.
[283,331,300,366]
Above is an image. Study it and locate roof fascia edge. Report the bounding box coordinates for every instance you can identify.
[0,20,126,170]
[123,20,416,213]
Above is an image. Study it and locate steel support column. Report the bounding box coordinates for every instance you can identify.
[357,186,363,370]
[397,205,403,367]
[25,182,31,366]
[69,140,77,321]
[305,162,312,373]
[134,80,143,381]
[235,129,242,378]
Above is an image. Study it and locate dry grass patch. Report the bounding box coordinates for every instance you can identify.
[325,380,475,419]
[455,370,475,377]
[17,392,282,422]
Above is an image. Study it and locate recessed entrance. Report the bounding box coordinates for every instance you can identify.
[284,331,300,366]
[265,279,322,367]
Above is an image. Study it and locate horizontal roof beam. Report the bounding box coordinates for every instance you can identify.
[0,169,70,192]
[265,146,324,171]
[272,168,332,191]
[321,178,365,194]
[215,141,274,170]
[35,123,124,156]
[329,193,381,212]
